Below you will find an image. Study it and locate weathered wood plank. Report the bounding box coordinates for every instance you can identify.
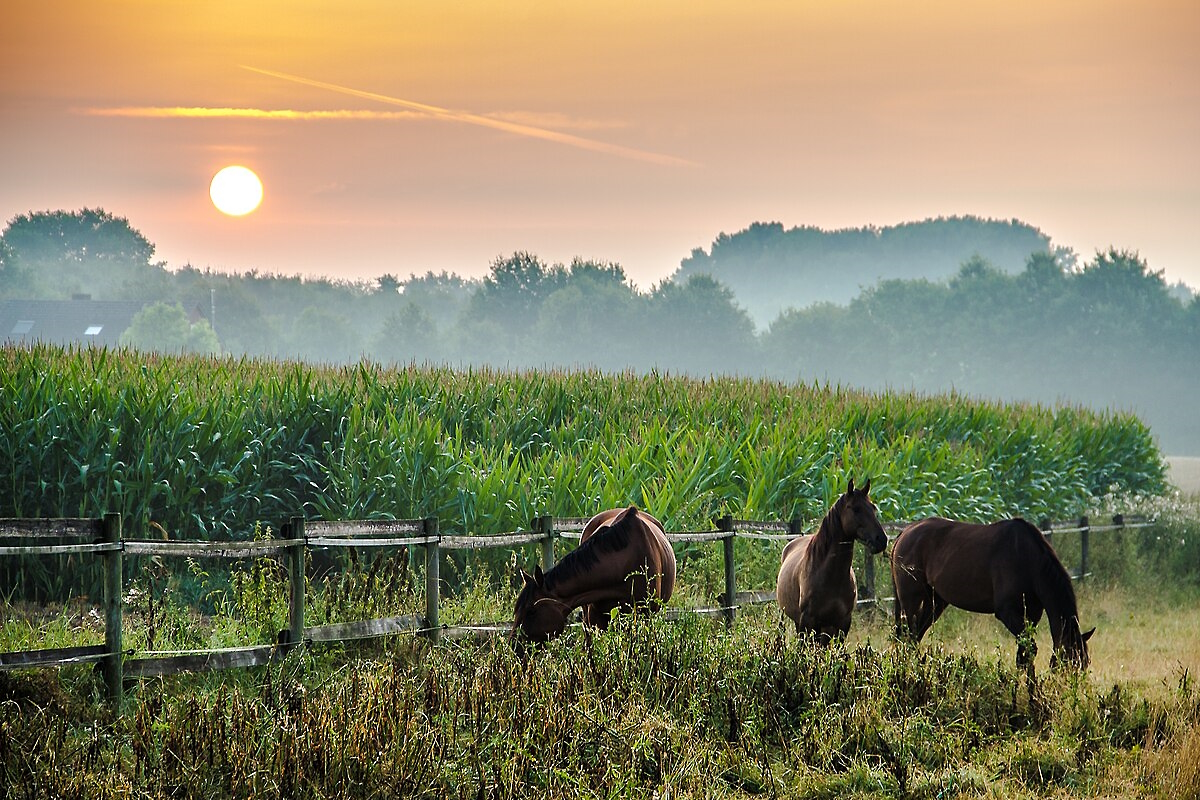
[122,539,299,558]
[124,645,281,677]
[551,517,592,531]
[306,535,437,549]
[0,644,108,670]
[305,519,426,538]
[441,625,511,641]
[730,589,776,605]
[0,542,120,557]
[727,519,795,532]
[732,531,797,541]
[665,530,732,543]
[0,518,103,539]
[440,532,546,550]
[304,614,423,642]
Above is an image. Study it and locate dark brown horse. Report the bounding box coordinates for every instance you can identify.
[512,506,676,641]
[776,479,888,640]
[890,516,1094,670]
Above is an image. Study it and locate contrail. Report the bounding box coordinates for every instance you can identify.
[241,65,697,167]
[85,107,423,120]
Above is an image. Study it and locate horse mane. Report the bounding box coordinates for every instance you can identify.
[811,492,850,557]
[542,518,636,593]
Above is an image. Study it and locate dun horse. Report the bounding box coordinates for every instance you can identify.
[512,506,676,641]
[776,479,888,640]
[890,516,1094,670]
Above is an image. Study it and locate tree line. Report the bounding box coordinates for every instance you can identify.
[2,208,1198,453]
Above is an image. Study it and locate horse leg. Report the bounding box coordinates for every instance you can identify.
[892,572,934,642]
[585,600,619,630]
[904,586,941,642]
[995,597,1037,670]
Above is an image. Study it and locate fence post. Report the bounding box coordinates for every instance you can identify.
[101,512,123,707]
[536,516,555,572]
[286,516,306,649]
[861,547,876,604]
[714,515,736,630]
[423,517,440,642]
[1078,515,1090,580]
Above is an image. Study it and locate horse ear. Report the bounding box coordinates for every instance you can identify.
[533,565,545,585]
[846,478,855,494]
[520,568,537,588]
[1082,627,1095,642]
[862,478,871,495]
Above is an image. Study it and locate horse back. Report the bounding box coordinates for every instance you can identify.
[580,506,675,602]
[892,516,1048,612]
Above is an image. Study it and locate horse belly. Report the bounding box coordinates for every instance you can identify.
[928,563,994,613]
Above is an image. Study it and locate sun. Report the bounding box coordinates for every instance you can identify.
[209,165,263,216]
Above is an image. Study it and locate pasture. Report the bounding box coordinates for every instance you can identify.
[3,579,1198,799]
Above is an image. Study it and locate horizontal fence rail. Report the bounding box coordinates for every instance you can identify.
[0,510,1153,708]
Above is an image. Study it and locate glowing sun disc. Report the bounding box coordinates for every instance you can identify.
[209,165,263,216]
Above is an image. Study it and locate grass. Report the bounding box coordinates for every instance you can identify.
[3,593,1198,799]
[3,543,1200,800]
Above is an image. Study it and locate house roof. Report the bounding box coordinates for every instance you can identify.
[0,298,146,348]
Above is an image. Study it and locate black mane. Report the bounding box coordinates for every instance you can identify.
[542,518,635,592]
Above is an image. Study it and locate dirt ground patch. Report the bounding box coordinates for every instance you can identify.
[1167,455,1200,494]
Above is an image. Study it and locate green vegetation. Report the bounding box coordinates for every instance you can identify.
[3,597,1200,799]
[0,344,1167,598]
[1,347,1196,798]
[674,216,1056,320]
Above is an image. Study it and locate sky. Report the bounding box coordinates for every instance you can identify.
[3,1,1198,291]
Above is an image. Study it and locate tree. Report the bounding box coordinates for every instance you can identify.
[458,252,564,364]
[372,301,440,365]
[120,302,220,355]
[646,275,757,375]
[532,260,643,369]
[287,306,362,364]
[376,273,402,295]
[1,208,161,297]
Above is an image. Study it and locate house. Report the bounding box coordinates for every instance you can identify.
[0,296,146,348]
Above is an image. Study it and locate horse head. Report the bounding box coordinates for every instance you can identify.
[511,565,571,642]
[837,478,888,554]
[1050,621,1094,671]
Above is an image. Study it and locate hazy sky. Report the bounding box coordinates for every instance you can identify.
[3,1,1198,290]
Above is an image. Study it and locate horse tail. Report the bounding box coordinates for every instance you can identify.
[889,548,905,638]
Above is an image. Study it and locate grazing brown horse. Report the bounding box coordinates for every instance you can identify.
[776,479,888,641]
[512,506,676,641]
[890,516,1094,671]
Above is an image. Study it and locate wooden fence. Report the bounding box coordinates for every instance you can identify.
[0,511,1150,706]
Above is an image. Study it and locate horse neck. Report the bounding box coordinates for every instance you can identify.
[812,505,855,565]
[541,537,638,607]
[1034,551,1080,648]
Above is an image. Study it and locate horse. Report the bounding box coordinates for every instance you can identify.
[890,516,1094,671]
[512,506,676,641]
[776,478,888,641]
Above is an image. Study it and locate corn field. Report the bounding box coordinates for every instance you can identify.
[0,342,1166,600]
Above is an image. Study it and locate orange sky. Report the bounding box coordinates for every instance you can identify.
[3,1,1198,290]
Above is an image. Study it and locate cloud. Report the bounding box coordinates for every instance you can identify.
[240,65,697,167]
[83,107,424,121]
[482,110,627,132]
